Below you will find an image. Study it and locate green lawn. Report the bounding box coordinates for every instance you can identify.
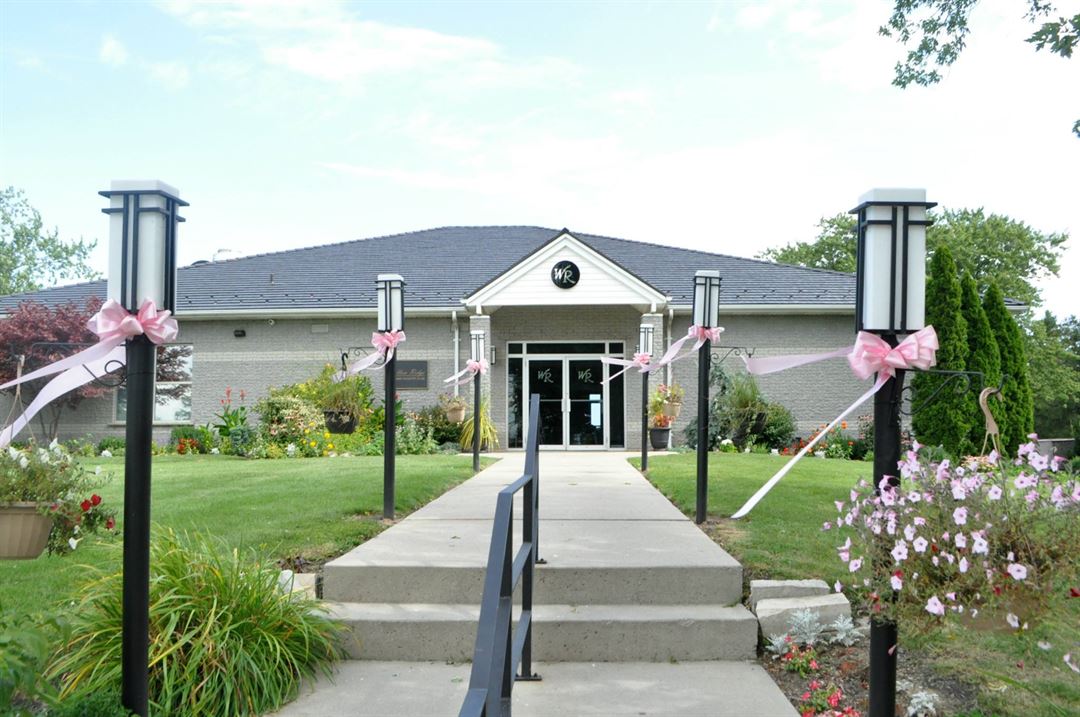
[636,452,1080,717]
[0,454,490,615]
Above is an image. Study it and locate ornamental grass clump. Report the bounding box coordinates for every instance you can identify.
[827,437,1079,642]
[48,529,344,716]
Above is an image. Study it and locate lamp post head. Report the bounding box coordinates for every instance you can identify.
[470,329,486,363]
[850,188,936,335]
[692,270,721,329]
[638,323,654,356]
[101,180,186,313]
[376,273,405,332]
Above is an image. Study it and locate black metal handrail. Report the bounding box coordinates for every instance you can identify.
[458,394,542,717]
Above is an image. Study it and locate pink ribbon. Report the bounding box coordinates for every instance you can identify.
[0,299,179,448]
[652,325,724,371]
[730,326,938,519]
[444,358,489,387]
[600,352,651,385]
[338,330,406,378]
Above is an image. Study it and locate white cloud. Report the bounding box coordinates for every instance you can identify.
[99,34,129,67]
[148,61,190,89]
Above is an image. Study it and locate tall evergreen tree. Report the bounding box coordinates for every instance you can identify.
[983,284,1035,453]
[959,272,1002,452]
[912,246,969,454]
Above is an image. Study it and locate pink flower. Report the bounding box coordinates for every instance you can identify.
[1007,563,1028,581]
[912,537,929,553]
[891,541,909,563]
[835,500,845,513]
[890,574,903,591]
[972,533,989,555]
[925,596,945,616]
[904,524,917,541]
[834,580,842,593]
[1029,452,1048,471]
[849,558,863,573]
[958,557,969,574]
[954,532,967,548]
[953,507,967,526]
[913,516,926,526]
[1014,473,1037,490]
[951,483,967,500]
[945,591,956,601]
[987,485,1003,501]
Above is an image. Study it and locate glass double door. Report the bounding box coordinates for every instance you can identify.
[526,358,605,448]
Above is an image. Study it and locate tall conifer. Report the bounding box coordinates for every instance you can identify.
[983,284,1034,453]
[912,246,969,454]
[959,272,1002,452]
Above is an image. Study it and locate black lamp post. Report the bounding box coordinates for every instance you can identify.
[693,270,721,525]
[850,188,935,717]
[470,329,485,473]
[100,180,186,717]
[377,273,404,520]
[639,322,654,471]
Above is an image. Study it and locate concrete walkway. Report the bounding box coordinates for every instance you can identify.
[273,452,796,716]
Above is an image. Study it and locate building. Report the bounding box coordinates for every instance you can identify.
[0,226,867,449]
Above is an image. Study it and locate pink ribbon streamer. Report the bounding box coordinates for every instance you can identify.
[444,358,489,387]
[338,330,406,379]
[651,325,724,371]
[600,352,651,385]
[730,326,938,519]
[0,299,179,448]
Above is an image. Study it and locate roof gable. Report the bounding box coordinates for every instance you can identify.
[463,230,668,312]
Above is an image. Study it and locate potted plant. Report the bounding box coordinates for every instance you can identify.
[658,383,685,418]
[649,414,674,450]
[439,393,469,424]
[1,441,116,559]
[320,379,364,434]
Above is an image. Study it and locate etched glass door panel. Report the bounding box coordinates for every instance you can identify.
[568,359,603,446]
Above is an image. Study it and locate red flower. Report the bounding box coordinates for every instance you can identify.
[828,690,842,708]
[809,659,819,670]
[1069,587,1080,598]
[106,517,115,530]
[91,494,102,506]
[80,499,91,512]
[801,691,811,700]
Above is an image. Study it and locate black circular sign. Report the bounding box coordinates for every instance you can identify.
[551,260,580,289]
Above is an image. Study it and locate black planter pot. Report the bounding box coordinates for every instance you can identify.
[649,427,671,450]
[323,411,357,435]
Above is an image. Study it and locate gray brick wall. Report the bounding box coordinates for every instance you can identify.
[3,309,872,450]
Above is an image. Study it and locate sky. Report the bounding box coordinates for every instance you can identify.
[1,0,1077,316]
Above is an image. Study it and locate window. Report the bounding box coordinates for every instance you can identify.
[115,344,193,424]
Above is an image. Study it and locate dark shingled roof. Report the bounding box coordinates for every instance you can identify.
[0,226,858,314]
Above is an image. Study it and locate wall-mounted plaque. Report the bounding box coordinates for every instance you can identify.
[395,361,428,390]
[550,260,580,289]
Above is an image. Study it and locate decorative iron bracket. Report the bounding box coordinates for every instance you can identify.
[899,368,1007,417]
[710,345,757,363]
[340,345,385,371]
[27,342,127,389]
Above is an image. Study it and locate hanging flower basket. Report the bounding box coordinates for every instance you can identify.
[445,405,467,424]
[323,411,357,435]
[0,503,54,560]
[662,400,682,419]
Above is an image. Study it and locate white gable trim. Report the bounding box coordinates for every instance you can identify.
[463,231,669,310]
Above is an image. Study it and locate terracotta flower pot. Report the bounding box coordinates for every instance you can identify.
[323,411,357,435]
[662,400,682,419]
[446,405,467,424]
[0,503,53,560]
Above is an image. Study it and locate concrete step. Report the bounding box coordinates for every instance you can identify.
[272,660,799,716]
[330,602,758,662]
[322,518,743,606]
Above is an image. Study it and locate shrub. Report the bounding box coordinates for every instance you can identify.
[0,442,117,554]
[228,425,256,456]
[169,425,201,449]
[48,689,131,717]
[984,283,1034,452]
[397,415,438,455]
[829,439,1079,633]
[95,437,125,456]
[414,405,461,445]
[759,402,795,449]
[0,608,67,713]
[461,401,499,452]
[254,394,325,445]
[62,437,96,458]
[960,271,1002,450]
[47,529,344,716]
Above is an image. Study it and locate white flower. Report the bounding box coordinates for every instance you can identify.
[18,456,29,470]
[958,557,969,574]
[925,596,945,616]
[891,541,909,563]
[1038,641,1052,651]
[49,438,61,453]
[952,507,967,525]
[904,524,917,541]
[834,580,842,593]
[68,537,81,551]
[7,447,20,460]
[1006,613,1020,629]
[912,537,929,553]
[890,574,903,591]
[210,447,220,455]
[987,485,1002,500]
[971,533,988,555]
[1006,563,1028,581]
[954,532,967,548]
[101,449,113,458]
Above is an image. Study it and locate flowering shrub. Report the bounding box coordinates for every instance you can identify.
[213,386,249,438]
[798,679,859,717]
[254,394,326,446]
[0,441,117,554]
[780,639,820,677]
[175,437,200,455]
[827,437,1079,630]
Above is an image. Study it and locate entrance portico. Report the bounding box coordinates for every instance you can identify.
[463,230,670,450]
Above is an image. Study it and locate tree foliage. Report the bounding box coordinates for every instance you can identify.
[0,187,99,296]
[912,245,970,454]
[959,271,1002,451]
[760,208,1065,308]
[983,284,1035,452]
[1025,312,1080,438]
[880,1,1079,136]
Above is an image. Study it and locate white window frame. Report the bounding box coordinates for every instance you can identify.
[112,343,194,426]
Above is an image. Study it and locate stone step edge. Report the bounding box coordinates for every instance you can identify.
[327,601,758,622]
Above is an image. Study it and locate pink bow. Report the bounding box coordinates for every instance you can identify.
[652,325,724,370]
[848,327,938,380]
[338,330,407,379]
[444,358,489,387]
[1,299,180,448]
[600,352,651,384]
[731,326,939,520]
